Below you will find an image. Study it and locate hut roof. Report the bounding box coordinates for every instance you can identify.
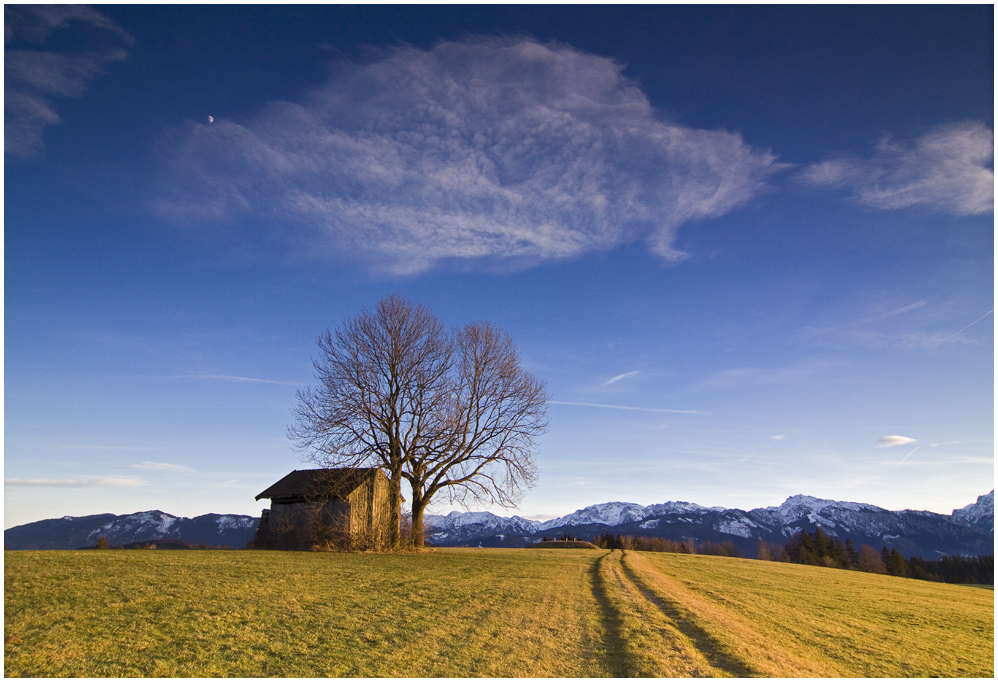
[255,468,382,502]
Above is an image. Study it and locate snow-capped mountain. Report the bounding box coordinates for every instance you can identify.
[421,511,538,545]
[534,501,655,530]
[3,510,259,550]
[952,491,995,531]
[424,491,994,558]
[5,491,991,557]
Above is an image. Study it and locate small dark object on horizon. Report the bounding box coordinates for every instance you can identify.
[528,540,598,549]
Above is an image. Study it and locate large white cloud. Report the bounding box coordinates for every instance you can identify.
[799,122,993,216]
[4,5,131,159]
[154,38,782,273]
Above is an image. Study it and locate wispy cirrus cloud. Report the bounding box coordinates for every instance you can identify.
[124,461,195,473]
[602,371,639,386]
[700,362,836,390]
[60,444,165,452]
[799,121,993,216]
[549,400,709,415]
[798,307,993,351]
[4,5,132,158]
[877,301,928,319]
[5,476,145,488]
[153,37,784,273]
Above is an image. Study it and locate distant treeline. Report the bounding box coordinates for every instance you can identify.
[90,536,231,550]
[585,528,992,585]
[589,532,742,557]
[757,528,993,585]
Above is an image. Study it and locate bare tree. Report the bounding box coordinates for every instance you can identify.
[857,544,888,574]
[288,296,548,549]
[404,322,547,547]
[288,296,451,548]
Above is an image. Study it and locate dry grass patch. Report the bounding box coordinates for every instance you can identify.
[4,548,608,677]
[591,549,723,676]
[634,550,994,677]
[5,547,991,678]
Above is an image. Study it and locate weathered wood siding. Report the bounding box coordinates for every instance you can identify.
[345,472,392,537]
[371,471,393,536]
[255,469,394,549]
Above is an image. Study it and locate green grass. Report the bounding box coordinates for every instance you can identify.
[4,548,993,677]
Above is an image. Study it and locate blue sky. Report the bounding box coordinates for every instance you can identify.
[4,5,993,529]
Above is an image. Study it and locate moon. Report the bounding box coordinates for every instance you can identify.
[208,115,214,123]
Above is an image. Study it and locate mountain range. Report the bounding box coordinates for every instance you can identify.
[424,491,994,558]
[3,510,258,550]
[4,491,993,558]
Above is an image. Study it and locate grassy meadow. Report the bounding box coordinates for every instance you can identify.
[4,547,993,677]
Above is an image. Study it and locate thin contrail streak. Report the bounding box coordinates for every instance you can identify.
[939,309,994,344]
[157,374,302,386]
[548,401,710,415]
[895,445,920,467]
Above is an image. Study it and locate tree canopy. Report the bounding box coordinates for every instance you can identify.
[288,295,548,547]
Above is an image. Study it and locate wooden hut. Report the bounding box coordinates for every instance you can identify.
[252,468,394,549]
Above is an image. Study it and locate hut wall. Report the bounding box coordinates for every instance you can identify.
[262,498,353,549]
[256,469,395,550]
[371,471,392,533]
[262,501,311,549]
[347,483,368,536]
[344,472,394,546]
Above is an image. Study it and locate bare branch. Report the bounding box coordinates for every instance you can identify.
[289,299,547,548]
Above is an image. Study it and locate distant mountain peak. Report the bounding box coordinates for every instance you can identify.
[535,501,649,531]
[424,490,993,556]
[775,494,829,513]
[768,494,887,524]
[953,490,994,530]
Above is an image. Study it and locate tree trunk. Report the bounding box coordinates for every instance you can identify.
[387,470,402,549]
[410,494,427,549]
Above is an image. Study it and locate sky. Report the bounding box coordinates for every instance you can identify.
[4,4,994,529]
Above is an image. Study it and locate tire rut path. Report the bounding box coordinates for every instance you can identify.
[618,552,757,677]
[589,551,639,677]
